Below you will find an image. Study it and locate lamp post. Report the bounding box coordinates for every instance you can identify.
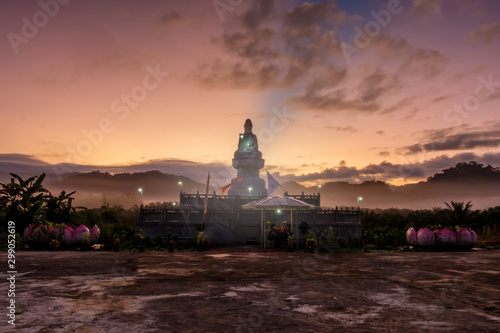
[178,181,183,192]
[357,196,363,207]
[248,187,252,196]
[317,184,322,194]
[138,188,143,204]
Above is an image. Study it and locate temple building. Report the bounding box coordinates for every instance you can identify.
[140,119,361,244]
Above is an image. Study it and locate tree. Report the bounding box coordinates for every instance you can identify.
[0,173,48,230]
[407,209,436,229]
[441,201,478,227]
[298,221,311,244]
[44,190,78,224]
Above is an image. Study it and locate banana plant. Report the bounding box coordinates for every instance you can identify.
[0,173,48,230]
[44,190,78,224]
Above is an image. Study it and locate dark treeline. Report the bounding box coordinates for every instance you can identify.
[1,172,500,250]
[361,202,500,249]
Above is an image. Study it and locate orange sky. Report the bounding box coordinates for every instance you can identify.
[1,0,500,186]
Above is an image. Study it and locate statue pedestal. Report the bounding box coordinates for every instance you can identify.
[228,152,267,196]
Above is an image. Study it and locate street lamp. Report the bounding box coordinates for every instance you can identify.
[248,187,252,196]
[178,181,183,191]
[317,184,322,193]
[138,188,143,204]
[357,196,363,206]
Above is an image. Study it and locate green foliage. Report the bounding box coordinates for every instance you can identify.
[87,205,139,249]
[0,173,48,230]
[363,226,406,249]
[0,173,80,233]
[298,221,310,236]
[44,190,78,225]
[440,201,479,228]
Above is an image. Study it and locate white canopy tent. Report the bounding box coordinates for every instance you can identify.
[241,195,316,248]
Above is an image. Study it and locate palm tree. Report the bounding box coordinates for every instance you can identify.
[407,209,435,229]
[442,201,478,228]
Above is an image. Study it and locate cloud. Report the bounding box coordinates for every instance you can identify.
[357,69,400,103]
[413,0,441,18]
[3,151,500,188]
[282,0,345,45]
[379,151,390,157]
[218,28,279,60]
[402,48,448,78]
[325,125,356,132]
[399,126,500,155]
[193,1,447,115]
[193,0,348,91]
[159,12,187,26]
[469,22,500,42]
[288,89,381,113]
[240,0,276,30]
[279,151,500,185]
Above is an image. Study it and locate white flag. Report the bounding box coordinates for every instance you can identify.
[267,171,280,196]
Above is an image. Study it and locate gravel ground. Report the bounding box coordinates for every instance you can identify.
[4,247,500,332]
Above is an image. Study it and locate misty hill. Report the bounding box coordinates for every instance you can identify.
[426,161,500,183]
[11,161,500,210]
[46,170,208,208]
[279,162,500,210]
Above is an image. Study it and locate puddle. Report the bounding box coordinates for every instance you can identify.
[223,291,238,297]
[207,254,232,258]
[294,304,319,314]
[230,284,271,292]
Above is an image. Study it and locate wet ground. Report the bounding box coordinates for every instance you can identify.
[5,247,500,332]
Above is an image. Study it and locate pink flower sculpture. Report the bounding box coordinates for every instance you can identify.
[32,225,49,242]
[63,226,75,244]
[438,227,457,246]
[90,225,100,243]
[48,225,63,239]
[73,225,90,242]
[468,228,477,246]
[417,227,435,247]
[406,227,418,246]
[457,228,472,247]
[24,224,36,241]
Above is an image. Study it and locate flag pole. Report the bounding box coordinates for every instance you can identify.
[202,171,210,231]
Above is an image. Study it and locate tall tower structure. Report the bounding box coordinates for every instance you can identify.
[227,119,267,196]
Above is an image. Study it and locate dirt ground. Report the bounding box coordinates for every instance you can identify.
[4,247,500,332]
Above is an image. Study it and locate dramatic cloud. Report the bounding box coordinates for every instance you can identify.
[194,0,348,92]
[469,22,500,42]
[399,126,500,155]
[279,152,500,185]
